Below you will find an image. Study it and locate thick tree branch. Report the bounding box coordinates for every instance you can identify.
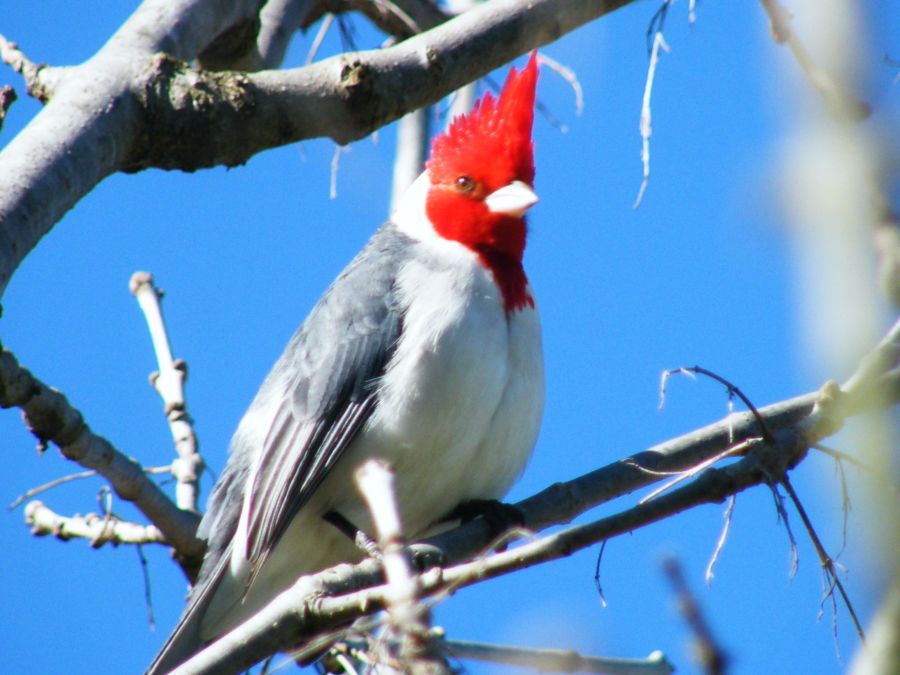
[125,0,634,170]
[0,344,204,571]
[0,0,267,298]
[0,0,634,299]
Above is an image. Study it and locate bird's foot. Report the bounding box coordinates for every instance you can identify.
[408,543,447,571]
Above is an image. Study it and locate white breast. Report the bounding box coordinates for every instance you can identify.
[333,170,546,534]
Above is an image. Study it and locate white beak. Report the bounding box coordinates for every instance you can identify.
[484,180,539,217]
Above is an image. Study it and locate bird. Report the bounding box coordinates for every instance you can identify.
[148,51,544,673]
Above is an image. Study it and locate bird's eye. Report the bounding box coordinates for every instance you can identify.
[454,175,476,193]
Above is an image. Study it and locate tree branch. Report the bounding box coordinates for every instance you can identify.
[0,343,204,571]
[0,0,635,298]
[130,272,204,515]
[0,0,269,298]
[24,500,166,547]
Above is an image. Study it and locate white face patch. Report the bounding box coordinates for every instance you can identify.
[392,172,439,242]
[391,170,478,270]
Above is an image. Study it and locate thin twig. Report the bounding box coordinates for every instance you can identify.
[330,144,347,199]
[136,543,157,631]
[639,439,760,504]
[593,540,609,607]
[7,469,97,510]
[768,480,800,578]
[780,476,866,642]
[705,494,735,584]
[634,29,668,208]
[811,443,878,474]
[537,52,584,116]
[660,366,775,442]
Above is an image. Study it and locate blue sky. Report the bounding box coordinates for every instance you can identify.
[1,1,898,673]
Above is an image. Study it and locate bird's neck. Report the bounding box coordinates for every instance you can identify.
[474,246,533,314]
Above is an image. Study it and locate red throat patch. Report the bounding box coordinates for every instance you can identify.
[425,52,540,314]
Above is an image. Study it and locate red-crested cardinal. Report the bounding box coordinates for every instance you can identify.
[149,52,544,673]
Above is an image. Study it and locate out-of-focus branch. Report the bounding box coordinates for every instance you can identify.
[849,581,900,675]
[356,459,449,674]
[130,272,204,514]
[0,344,204,571]
[662,556,727,675]
[445,640,674,674]
[758,0,870,121]
[874,207,900,308]
[255,0,317,68]
[390,108,430,210]
[202,0,319,71]
[24,500,166,547]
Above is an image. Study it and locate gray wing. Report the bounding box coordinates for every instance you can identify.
[147,223,410,674]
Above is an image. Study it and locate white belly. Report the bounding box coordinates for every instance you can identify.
[204,243,544,638]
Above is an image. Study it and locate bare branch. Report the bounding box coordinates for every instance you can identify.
[0,344,204,569]
[7,469,97,510]
[208,0,320,72]
[24,500,166,547]
[0,0,282,298]
[130,272,204,514]
[301,0,450,38]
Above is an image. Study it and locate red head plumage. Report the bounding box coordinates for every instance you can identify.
[423,52,540,313]
[427,51,538,190]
